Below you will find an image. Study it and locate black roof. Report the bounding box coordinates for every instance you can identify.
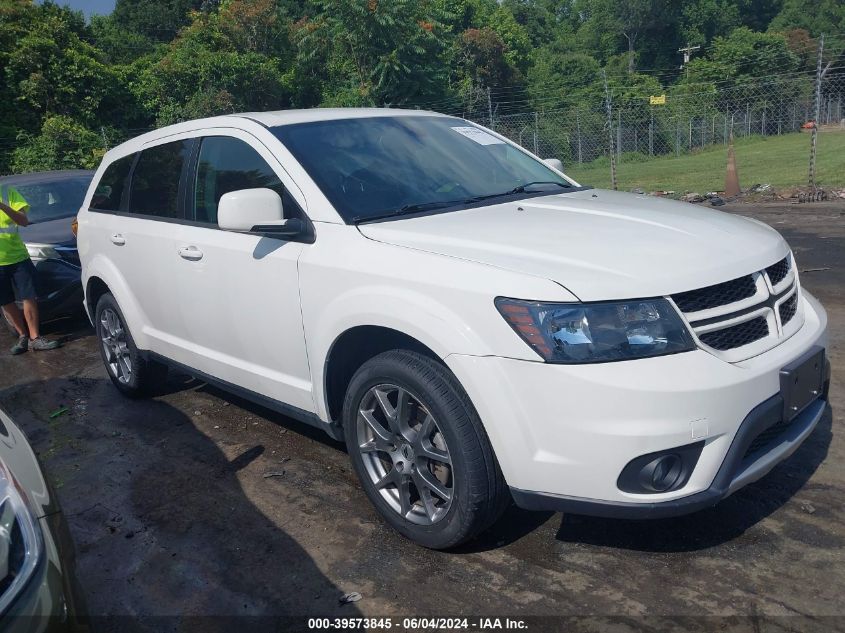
[0,169,95,185]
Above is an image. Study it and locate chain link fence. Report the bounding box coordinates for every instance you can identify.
[459,70,845,190]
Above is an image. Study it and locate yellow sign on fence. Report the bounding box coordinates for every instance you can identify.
[649,94,667,105]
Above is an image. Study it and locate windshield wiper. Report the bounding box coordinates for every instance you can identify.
[352,199,467,224]
[352,182,575,224]
[507,181,572,194]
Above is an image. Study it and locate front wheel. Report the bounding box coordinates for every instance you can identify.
[95,293,167,397]
[343,350,508,549]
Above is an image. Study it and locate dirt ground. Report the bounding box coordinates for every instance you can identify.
[0,201,843,631]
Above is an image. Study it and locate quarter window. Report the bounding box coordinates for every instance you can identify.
[194,136,289,224]
[91,154,134,212]
[129,140,192,218]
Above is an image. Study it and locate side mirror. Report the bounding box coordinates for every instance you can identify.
[218,188,284,232]
[543,158,564,172]
[217,188,305,238]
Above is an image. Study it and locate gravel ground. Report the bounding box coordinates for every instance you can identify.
[0,201,842,632]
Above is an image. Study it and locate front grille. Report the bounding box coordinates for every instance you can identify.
[698,316,769,351]
[672,275,757,313]
[766,257,791,286]
[779,293,798,325]
[743,418,794,460]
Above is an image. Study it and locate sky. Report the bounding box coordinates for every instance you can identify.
[52,0,116,18]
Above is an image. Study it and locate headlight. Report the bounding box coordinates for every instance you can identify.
[25,243,60,262]
[496,297,695,363]
[0,462,43,616]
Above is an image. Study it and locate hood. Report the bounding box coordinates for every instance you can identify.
[358,189,788,301]
[19,216,76,247]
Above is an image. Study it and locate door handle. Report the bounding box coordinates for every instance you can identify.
[178,246,204,261]
[110,234,126,246]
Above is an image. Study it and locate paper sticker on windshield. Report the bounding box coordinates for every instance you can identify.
[451,126,504,145]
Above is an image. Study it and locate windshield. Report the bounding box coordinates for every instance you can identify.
[271,116,575,223]
[4,176,92,223]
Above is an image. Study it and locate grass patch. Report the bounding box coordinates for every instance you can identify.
[565,130,845,193]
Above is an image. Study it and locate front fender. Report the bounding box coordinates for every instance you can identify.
[299,225,573,421]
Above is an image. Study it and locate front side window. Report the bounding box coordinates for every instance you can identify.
[91,155,133,212]
[129,140,192,218]
[271,115,575,223]
[194,136,286,224]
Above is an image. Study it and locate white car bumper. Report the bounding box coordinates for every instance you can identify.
[445,291,829,517]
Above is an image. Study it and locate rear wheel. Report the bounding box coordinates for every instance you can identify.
[343,350,508,549]
[95,293,167,397]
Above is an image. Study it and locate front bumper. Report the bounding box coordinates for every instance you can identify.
[1,512,86,632]
[445,291,829,515]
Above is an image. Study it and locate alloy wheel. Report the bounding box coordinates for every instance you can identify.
[356,384,454,525]
[99,308,132,384]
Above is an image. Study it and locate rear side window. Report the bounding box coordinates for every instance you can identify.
[129,140,192,218]
[91,155,133,211]
[194,136,286,224]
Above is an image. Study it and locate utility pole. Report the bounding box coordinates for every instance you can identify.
[809,34,828,189]
[602,70,617,191]
[678,42,700,77]
[487,86,493,129]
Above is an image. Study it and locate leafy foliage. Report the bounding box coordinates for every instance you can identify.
[0,0,842,174]
[11,115,105,172]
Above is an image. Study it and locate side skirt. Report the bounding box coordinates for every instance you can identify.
[145,351,344,442]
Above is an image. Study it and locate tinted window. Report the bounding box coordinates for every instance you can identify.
[129,140,192,218]
[9,175,92,222]
[271,116,573,223]
[91,155,133,212]
[194,136,287,224]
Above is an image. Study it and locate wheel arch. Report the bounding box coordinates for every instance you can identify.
[82,255,150,349]
[85,276,110,323]
[323,325,442,425]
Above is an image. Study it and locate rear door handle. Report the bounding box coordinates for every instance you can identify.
[110,234,125,246]
[178,246,204,261]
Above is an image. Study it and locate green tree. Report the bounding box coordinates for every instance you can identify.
[11,115,105,172]
[90,14,158,64]
[295,0,451,106]
[112,0,204,41]
[4,2,126,128]
[527,50,603,110]
[770,0,845,37]
[135,0,293,124]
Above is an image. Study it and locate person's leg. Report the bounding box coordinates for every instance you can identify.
[2,302,28,337]
[11,259,59,351]
[21,298,39,339]
[0,264,29,354]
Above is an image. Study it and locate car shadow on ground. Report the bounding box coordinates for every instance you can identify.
[554,405,834,552]
[160,369,348,451]
[0,377,361,631]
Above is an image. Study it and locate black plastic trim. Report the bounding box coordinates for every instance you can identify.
[616,441,705,494]
[511,385,826,519]
[688,283,795,328]
[146,352,343,441]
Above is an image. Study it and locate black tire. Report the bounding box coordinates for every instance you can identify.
[343,350,509,549]
[94,293,167,397]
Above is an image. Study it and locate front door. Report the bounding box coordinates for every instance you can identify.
[169,132,314,413]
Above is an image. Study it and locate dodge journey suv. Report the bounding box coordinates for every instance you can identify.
[78,109,830,549]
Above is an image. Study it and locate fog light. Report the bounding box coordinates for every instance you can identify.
[617,441,704,495]
[642,454,682,492]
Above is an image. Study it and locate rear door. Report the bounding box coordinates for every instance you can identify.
[168,131,313,412]
[110,139,196,358]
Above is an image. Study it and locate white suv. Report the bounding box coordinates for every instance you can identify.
[78,109,830,549]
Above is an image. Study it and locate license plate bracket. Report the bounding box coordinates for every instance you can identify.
[780,346,825,421]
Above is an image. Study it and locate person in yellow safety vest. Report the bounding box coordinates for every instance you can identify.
[0,183,61,354]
